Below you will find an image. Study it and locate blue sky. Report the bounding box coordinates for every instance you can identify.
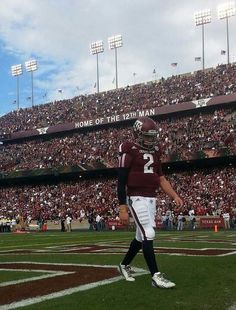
[0,0,235,117]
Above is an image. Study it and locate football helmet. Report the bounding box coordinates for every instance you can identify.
[133,117,158,149]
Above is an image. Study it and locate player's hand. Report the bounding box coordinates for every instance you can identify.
[119,204,129,225]
[173,195,183,207]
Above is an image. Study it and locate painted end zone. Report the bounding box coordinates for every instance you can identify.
[0,262,147,310]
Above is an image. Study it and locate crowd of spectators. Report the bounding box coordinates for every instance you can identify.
[0,108,235,173]
[0,63,236,135]
[0,166,235,224]
[0,64,235,232]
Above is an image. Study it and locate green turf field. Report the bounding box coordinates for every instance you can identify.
[0,230,235,310]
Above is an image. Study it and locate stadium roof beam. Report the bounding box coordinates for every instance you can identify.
[194,9,212,71]
[108,34,123,89]
[25,59,38,107]
[11,64,23,111]
[217,1,236,65]
[90,40,104,93]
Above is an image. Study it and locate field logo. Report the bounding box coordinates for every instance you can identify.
[0,262,147,309]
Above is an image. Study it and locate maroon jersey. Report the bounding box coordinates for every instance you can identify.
[118,141,163,197]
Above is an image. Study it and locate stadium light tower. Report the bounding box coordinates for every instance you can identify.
[11,64,23,110]
[90,40,104,93]
[25,59,38,107]
[217,1,236,65]
[108,34,123,89]
[194,9,212,70]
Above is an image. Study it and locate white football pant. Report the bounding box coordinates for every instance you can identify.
[128,196,156,241]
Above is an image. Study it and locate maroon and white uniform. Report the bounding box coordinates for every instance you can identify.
[119,141,163,197]
[118,140,163,241]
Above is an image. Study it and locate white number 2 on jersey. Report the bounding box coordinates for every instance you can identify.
[143,154,154,173]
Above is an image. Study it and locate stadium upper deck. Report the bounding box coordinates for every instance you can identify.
[0,63,235,138]
[0,108,235,173]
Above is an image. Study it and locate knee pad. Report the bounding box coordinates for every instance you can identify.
[135,228,143,242]
[144,226,155,240]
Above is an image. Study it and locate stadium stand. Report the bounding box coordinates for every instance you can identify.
[0,167,235,225]
[0,64,235,231]
[0,107,235,173]
[0,63,235,136]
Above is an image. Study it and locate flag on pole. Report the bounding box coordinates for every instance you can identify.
[221,50,226,55]
[58,89,63,93]
[195,57,201,61]
[171,62,178,67]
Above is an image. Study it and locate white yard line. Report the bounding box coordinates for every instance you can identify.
[0,262,146,271]
[0,269,73,287]
[0,246,236,257]
[0,263,148,310]
[228,302,236,310]
[0,276,130,310]
[218,251,236,257]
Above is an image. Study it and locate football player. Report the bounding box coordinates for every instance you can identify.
[117,116,183,288]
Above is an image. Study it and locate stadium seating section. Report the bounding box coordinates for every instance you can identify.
[0,63,235,229]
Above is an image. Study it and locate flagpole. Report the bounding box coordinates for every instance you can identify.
[194,9,211,72]
[25,60,38,108]
[108,34,123,89]
[17,76,20,111]
[90,40,104,94]
[218,2,236,66]
[202,23,205,70]
[133,73,136,85]
[115,47,118,89]
[96,53,99,93]
[31,71,34,107]
[226,16,230,64]
[152,69,157,80]
[11,64,23,111]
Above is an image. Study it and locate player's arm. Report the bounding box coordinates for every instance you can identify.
[159,175,183,206]
[117,167,129,224]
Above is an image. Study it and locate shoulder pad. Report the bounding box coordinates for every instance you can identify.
[119,141,136,154]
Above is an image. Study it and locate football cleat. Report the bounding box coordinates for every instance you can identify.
[152,272,176,288]
[118,263,135,282]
